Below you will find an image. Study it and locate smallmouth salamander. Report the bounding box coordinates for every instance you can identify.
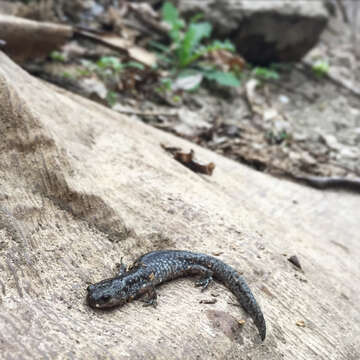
[87,250,266,341]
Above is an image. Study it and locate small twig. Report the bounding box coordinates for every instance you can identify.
[74,29,128,56]
[114,108,178,117]
[73,29,155,67]
[75,26,105,35]
[292,175,360,193]
[120,19,154,36]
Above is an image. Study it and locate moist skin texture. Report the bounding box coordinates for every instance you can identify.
[87,250,266,341]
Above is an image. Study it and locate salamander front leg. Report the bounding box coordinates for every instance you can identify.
[116,257,127,277]
[141,285,158,308]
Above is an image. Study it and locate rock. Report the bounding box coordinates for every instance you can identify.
[175,0,328,64]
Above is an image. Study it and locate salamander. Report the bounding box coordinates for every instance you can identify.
[87,250,266,341]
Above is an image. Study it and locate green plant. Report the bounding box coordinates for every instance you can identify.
[153,2,240,90]
[252,66,280,81]
[79,57,144,81]
[62,72,74,79]
[106,91,118,107]
[312,59,329,78]
[96,56,123,72]
[50,51,66,62]
[266,130,290,145]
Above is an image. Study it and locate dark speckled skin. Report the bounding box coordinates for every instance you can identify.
[87,250,266,341]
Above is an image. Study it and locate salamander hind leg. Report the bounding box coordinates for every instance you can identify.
[188,265,213,291]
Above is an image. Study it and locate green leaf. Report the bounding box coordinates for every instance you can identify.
[162,2,179,27]
[62,72,73,79]
[106,91,118,107]
[206,39,235,52]
[184,39,236,65]
[252,67,279,80]
[124,61,145,70]
[189,13,204,24]
[50,51,66,62]
[312,60,329,77]
[148,40,170,53]
[96,56,123,71]
[160,78,173,91]
[178,22,212,67]
[203,71,240,87]
[162,2,184,43]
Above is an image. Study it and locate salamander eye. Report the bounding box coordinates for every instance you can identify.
[87,284,95,292]
[101,295,111,303]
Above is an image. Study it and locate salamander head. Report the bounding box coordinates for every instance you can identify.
[87,278,129,309]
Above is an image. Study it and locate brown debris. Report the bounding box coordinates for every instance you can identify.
[161,145,215,175]
[174,150,215,176]
[73,29,156,67]
[0,10,156,68]
[260,285,274,298]
[206,49,246,72]
[0,14,72,62]
[296,320,306,328]
[200,299,217,304]
[117,67,159,94]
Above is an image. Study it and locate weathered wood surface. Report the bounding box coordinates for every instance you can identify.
[0,52,359,359]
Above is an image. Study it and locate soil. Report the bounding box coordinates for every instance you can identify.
[134,15,360,181]
[9,1,360,182]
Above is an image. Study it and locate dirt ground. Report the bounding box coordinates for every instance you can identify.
[3,1,358,183]
[141,14,360,181]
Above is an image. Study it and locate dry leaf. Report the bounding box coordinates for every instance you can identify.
[162,145,215,175]
[174,150,215,175]
[74,30,156,67]
[206,49,246,72]
[171,73,203,91]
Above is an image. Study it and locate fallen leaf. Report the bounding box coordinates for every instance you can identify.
[206,49,246,72]
[174,149,215,175]
[162,145,215,176]
[172,73,203,91]
[74,30,156,67]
